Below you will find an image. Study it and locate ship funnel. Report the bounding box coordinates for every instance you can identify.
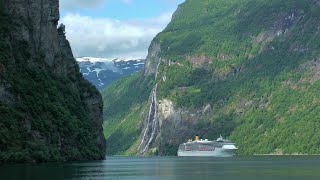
[195,135,199,141]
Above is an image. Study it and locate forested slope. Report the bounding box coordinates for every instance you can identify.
[103,0,320,155]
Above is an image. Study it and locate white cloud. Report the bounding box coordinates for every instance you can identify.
[60,0,105,10]
[60,0,137,10]
[61,12,173,59]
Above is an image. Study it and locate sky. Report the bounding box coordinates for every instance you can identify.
[60,0,185,59]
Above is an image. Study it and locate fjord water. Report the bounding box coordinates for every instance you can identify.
[1,156,320,180]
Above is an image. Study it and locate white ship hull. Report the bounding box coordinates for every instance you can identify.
[177,148,236,157]
[177,135,238,157]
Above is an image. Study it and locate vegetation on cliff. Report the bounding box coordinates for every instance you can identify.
[102,72,153,155]
[103,0,320,155]
[0,2,105,163]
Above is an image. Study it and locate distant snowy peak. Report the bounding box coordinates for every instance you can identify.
[76,57,144,63]
[76,57,114,62]
[77,57,145,90]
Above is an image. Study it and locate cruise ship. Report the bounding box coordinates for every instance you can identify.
[177,135,238,157]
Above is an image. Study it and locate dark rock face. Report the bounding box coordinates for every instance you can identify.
[0,0,106,163]
[4,0,56,61]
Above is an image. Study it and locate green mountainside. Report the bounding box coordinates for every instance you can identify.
[103,0,320,155]
[0,1,105,163]
[103,73,153,155]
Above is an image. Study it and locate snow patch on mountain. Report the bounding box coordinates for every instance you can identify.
[77,57,145,90]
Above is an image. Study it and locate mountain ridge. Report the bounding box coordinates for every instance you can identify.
[76,57,145,90]
[103,0,320,155]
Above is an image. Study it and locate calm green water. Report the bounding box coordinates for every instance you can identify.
[1,156,320,180]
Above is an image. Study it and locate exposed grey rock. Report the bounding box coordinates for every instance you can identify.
[144,42,161,76]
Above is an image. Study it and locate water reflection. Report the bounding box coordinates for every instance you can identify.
[1,156,320,180]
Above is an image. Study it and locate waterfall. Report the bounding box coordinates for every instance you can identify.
[137,85,156,150]
[143,84,158,153]
[138,84,159,153]
[137,60,161,154]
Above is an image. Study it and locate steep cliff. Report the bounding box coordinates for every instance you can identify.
[103,0,320,155]
[0,0,106,163]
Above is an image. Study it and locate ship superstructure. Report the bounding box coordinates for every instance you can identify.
[177,135,238,157]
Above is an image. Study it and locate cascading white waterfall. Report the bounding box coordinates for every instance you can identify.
[137,86,155,150]
[138,60,161,154]
[143,84,158,153]
[137,84,158,153]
